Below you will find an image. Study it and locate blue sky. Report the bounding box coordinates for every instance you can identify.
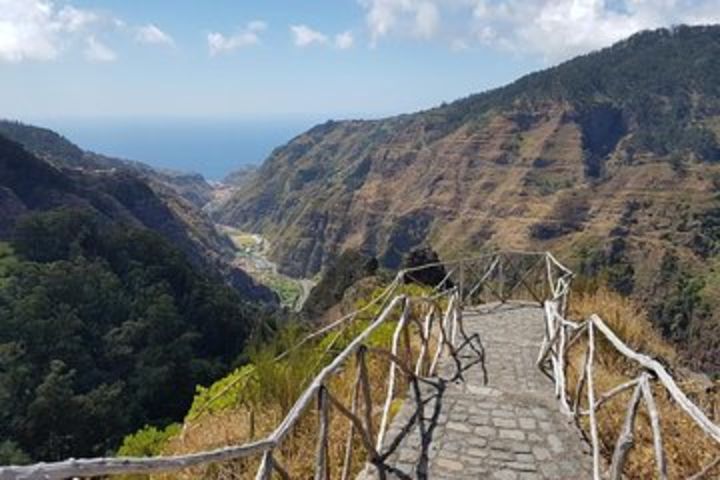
[2,0,720,120]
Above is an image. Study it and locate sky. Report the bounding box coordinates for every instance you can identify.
[1,0,720,121]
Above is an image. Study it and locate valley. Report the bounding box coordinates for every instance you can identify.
[219,224,315,310]
[3,19,720,477]
[212,25,720,375]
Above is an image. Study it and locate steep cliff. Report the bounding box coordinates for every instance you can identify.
[215,25,720,370]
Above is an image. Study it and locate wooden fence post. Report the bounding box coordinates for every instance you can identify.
[357,347,375,445]
[498,255,505,302]
[459,261,465,306]
[255,450,273,480]
[315,386,330,480]
[641,377,667,480]
[586,322,601,480]
[609,381,643,480]
[340,364,361,480]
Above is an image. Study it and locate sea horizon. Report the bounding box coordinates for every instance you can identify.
[27,115,332,181]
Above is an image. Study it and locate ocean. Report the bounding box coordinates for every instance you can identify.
[38,116,325,181]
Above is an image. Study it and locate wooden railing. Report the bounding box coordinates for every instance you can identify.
[538,276,720,480]
[2,251,716,479]
[0,251,564,480]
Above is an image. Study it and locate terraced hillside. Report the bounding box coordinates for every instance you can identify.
[216,25,720,371]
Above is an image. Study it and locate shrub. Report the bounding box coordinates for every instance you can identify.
[401,246,452,288]
[186,365,256,420]
[0,440,31,466]
[118,424,182,457]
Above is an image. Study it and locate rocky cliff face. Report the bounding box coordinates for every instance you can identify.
[223,165,258,188]
[218,104,715,277]
[216,25,720,280]
[215,25,720,370]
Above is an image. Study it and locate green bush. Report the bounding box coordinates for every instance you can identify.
[183,282,430,426]
[0,440,31,465]
[186,364,256,420]
[0,242,18,288]
[118,423,181,457]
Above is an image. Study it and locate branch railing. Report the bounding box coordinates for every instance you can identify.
[0,289,479,480]
[538,279,720,479]
[0,251,563,480]
[4,250,715,479]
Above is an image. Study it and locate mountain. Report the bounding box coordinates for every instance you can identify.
[223,165,258,188]
[0,120,215,209]
[203,165,259,218]
[0,206,276,462]
[214,25,720,372]
[0,125,275,303]
[0,131,286,461]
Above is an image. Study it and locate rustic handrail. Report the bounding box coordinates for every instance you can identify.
[3,250,716,480]
[539,290,720,479]
[0,251,568,479]
[1,251,535,479]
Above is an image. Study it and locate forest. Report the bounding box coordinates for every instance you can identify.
[0,208,267,463]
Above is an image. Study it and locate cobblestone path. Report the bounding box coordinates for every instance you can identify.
[367,303,593,479]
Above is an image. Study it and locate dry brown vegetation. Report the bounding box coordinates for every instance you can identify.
[158,355,409,479]
[143,293,435,480]
[567,287,720,479]
[115,279,719,480]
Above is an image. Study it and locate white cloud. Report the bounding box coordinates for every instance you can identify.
[208,20,266,56]
[450,38,469,51]
[247,20,268,32]
[469,0,720,60]
[470,0,635,60]
[57,5,99,32]
[0,0,126,63]
[0,0,58,61]
[291,24,328,47]
[290,25,355,50]
[414,2,439,38]
[359,0,445,45]
[84,35,116,62]
[335,30,354,49]
[358,0,720,59]
[135,24,174,46]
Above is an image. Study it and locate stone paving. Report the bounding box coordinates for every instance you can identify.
[364,303,593,479]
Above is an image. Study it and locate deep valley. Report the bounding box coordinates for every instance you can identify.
[3,23,720,474]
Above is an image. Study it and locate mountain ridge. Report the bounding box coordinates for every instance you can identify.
[214,24,720,372]
[0,129,287,461]
[0,119,216,209]
[0,126,276,303]
[216,24,720,274]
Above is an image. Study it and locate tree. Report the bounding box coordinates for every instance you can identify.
[402,246,452,288]
[12,209,97,263]
[0,208,263,461]
[0,441,30,466]
[24,361,78,460]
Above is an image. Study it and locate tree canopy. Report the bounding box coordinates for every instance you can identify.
[0,209,265,461]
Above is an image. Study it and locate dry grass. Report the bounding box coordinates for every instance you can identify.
[157,348,416,479]
[567,287,720,479]
[146,297,434,480]
[570,287,676,362]
[118,281,720,479]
